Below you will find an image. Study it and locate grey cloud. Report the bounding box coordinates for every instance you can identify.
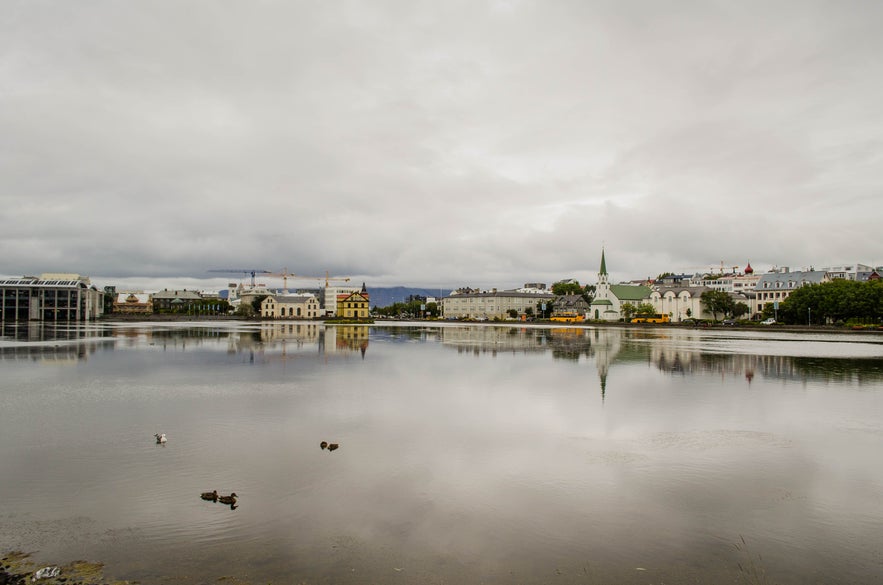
[2,0,881,289]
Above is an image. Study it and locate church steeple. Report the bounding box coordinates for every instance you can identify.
[598,248,609,286]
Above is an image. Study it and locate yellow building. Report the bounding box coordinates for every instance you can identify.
[336,284,370,319]
[113,292,152,314]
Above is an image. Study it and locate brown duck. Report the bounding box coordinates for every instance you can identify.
[218,493,238,505]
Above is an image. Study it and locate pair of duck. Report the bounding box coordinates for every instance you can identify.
[320,441,339,451]
[201,490,237,505]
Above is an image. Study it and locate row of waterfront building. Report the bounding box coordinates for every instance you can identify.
[441,251,881,322]
[2,252,880,323]
[0,274,370,322]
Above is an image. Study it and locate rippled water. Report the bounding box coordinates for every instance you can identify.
[1,321,882,584]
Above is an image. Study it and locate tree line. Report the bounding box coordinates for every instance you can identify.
[770,279,883,325]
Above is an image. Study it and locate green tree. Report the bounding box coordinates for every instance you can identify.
[635,303,656,315]
[551,280,584,296]
[732,302,750,319]
[700,290,734,321]
[583,285,596,306]
[620,303,636,320]
[235,303,256,317]
[508,309,518,319]
[778,280,883,325]
[251,295,268,313]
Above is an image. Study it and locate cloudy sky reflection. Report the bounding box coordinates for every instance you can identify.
[1,323,881,583]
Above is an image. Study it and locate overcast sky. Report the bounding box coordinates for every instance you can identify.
[2,0,881,291]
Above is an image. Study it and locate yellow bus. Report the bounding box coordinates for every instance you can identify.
[550,311,585,323]
[631,313,670,324]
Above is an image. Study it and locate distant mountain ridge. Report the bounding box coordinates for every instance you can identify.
[366,286,451,308]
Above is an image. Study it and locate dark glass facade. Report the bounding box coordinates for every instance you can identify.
[0,278,102,321]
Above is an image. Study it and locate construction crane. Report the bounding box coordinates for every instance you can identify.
[266,268,299,289]
[208,269,271,287]
[265,269,352,289]
[323,271,351,287]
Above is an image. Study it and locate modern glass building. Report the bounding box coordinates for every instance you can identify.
[0,274,104,321]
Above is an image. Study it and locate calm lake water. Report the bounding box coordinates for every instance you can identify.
[1,321,882,584]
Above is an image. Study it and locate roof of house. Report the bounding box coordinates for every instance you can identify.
[116,292,150,304]
[267,295,317,305]
[609,284,652,301]
[444,290,555,299]
[338,291,370,302]
[0,277,91,289]
[554,294,590,309]
[151,289,202,300]
[652,285,712,296]
[755,271,828,289]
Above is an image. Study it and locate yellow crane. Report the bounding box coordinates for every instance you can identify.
[323,271,351,287]
[266,268,299,289]
[266,269,351,289]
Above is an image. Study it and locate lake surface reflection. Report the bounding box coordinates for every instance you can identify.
[2,321,882,584]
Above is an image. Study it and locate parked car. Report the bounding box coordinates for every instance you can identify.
[761,318,776,325]
[722,319,736,326]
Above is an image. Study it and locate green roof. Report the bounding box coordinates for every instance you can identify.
[609,284,651,301]
[591,299,613,306]
[599,249,608,275]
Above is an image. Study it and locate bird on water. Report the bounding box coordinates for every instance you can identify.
[218,493,238,505]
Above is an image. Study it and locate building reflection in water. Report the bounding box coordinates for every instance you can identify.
[0,321,371,364]
[434,325,883,399]
[3,322,880,389]
[0,321,114,362]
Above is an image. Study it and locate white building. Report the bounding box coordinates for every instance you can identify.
[648,286,714,322]
[755,270,829,312]
[442,286,554,320]
[589,250,652,321]
[322,285,362,317]
[261,294,320,319]
[820,263,881,281]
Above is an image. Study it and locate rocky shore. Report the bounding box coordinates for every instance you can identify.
[0,552,125,585]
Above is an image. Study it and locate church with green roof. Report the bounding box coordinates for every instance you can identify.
[589,249,652,321]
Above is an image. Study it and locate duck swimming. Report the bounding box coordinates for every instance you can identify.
[320,441,328,450]
[154,433,167,444]
[218,493,238,505]
[201,490,219,502]
[327,443,339,452]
